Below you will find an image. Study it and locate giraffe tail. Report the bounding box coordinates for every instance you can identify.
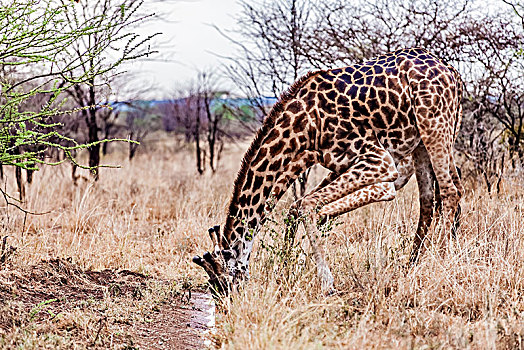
[449,65,464,142]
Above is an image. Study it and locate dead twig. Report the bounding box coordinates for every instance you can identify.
[0,187,52,216]
[91,316,108,347]
[0,236,17,267]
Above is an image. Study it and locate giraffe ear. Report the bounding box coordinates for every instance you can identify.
[203,251,213,262]
[203,251,226,276]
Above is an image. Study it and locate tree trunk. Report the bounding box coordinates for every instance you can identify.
[206,110,220,172]
[15,166,24,202]
[129,144,138,160]
[72,164,79,186]
[129,131,140,161]
[195,96,204,175]
[13,147,25,201]
[26,168,34,184]
[87,82,100,181]
[195,113,204,175]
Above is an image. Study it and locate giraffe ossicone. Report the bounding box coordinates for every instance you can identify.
[193,47,463,295]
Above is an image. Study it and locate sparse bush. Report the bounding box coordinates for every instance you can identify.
[0,0,156,191]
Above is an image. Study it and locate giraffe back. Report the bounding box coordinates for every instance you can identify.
[291,48,462,171]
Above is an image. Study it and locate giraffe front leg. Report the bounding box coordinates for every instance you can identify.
[288,196,336,295]
[291,154,413,219]
[318,181,396,217]
[317,155,416,217]
[285,171,341,247]
[305,214,335,295]
[294,147,399,295]
[301,182,397,295]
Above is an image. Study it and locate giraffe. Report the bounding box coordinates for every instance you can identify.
[193,47,464,295]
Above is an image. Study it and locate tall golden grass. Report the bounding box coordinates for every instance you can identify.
[1,136,523,348]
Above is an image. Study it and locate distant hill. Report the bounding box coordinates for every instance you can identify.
[109,96,278,114]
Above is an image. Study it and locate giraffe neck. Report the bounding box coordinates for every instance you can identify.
[223,122,306,251]
[217,70,322,272]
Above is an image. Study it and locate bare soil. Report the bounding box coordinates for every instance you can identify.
[0,258,212,349]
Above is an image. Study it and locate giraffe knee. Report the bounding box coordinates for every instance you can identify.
[290,195,322,220]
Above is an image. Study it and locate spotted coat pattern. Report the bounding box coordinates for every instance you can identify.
[193,48,464,294]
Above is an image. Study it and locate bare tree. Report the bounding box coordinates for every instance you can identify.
[61,0,157,180]
[123,102,160,160]
[224,0,314,195]
[168,84,205,174]
[200,73,227,173]
[453,4,524,190]
[100,108,120,156]
[503,0,524,28]
[165,72,229,174]
[227,0,524,191]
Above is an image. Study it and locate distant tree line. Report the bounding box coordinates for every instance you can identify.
[94,71,272,176]
[9,0,521,196]
[154,72,271,175]
[76,0,524,194]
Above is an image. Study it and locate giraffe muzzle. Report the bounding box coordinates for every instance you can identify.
[192,225,233,295]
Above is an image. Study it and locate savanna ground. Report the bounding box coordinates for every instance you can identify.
[0,134,523,349]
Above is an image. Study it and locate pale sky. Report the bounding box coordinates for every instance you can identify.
[122,0,242,99]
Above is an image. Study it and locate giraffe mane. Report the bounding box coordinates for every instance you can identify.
[223,70,323,243]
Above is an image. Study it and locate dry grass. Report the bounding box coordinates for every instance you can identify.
[218,167,524,349]
[0,137,523,349]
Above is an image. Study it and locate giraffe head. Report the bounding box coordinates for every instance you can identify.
[192,225,246,295]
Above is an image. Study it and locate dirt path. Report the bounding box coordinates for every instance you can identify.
[128,292,215,350]
[0,258,215,349]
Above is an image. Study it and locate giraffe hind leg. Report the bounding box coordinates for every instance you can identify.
[429,153,463,240]
[449,164,462,239]
[412,92,462,239]
[410,143,437,263]
[410,143,464,263]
